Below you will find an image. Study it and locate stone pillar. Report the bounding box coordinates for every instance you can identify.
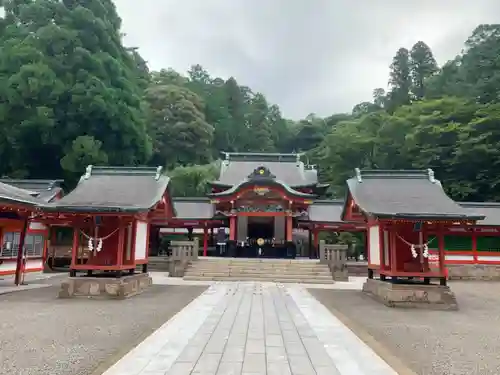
[319,241,348,281]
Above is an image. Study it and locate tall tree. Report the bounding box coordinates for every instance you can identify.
[387,48,412,111]
[461,24,500,104]
[372,88,386,108]
[145,84,213,168]
[0,0,151,180]
[245,93,275,152]
[409,41,438,99]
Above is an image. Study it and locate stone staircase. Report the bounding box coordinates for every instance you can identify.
[183,257,335,284]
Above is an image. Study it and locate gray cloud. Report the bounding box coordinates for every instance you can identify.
[114,0,500,119]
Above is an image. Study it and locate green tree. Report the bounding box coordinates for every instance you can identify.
[372,88,386,108]
[245,93,275,152]
[0,0,151,180]
[169,162,220,197]
[461,24,500,104]
[387,48,412,110]
[409,41,438,99]
[145,83,213,168]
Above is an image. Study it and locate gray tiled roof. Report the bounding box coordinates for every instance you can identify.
[216,152,318,186]
[0,182,44,206]
[0,179,63,202]
[460,202,500,226]
[173,198,215,219]
[346,169,484,220]
[306,200,344,222]
[45,166,170,213]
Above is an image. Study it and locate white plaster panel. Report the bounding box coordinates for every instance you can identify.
[476,256,500,262]
[0,261,16,274]
[445,255,474,261]
[134,221,148,260]
[369,225,380,266]
[29,222,47,230]
[25,259,43,271]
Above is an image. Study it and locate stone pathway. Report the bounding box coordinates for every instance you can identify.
[0,272,61,295]
[103,282,397,375]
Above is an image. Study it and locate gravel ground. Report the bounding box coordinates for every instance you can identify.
[0,280,207,375]
[309,281,500,375]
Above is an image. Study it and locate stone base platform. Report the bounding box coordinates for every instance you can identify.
[58,273,152,299]
[362,278,458,310]
[447,264,500,280]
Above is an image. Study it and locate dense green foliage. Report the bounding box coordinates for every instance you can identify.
[1,2,499,202]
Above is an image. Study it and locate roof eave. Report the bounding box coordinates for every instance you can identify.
[208,181,232,189]
[0,196,40,208]
[372,212,486,221]
[172,216,216,221]
[173,197,212,202]
[42,206,147,214]
[207,180,317,199]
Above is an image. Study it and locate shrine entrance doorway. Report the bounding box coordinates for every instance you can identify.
[247,216,274,240]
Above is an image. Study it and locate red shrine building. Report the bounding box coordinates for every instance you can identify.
[128,153,500,271]
[0,179,63,279]
[3,152,500,287]
[40,166,174,277]
[158,152,340,258]
[341,169,485,284]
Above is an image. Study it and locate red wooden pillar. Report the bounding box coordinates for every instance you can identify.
[438,225,446,275]
[71,225,80,269]
[472,230,478,263]
[313,229,319,257]
[203,226,208,257]
[286,215,293,242]
[379,223,386,272]
[389,226,397,273]
[116,223,125,267]
[229,216,236,241]
[14,218,29,286]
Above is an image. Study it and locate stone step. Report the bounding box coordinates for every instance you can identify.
[186,265,330,271]
[194,262,322,267]
[196,258,319,265]
[182,275,335,284]
[184,270,334,278]
[185,269,331,276]
[188,264,329,270]
[184,270,332,278]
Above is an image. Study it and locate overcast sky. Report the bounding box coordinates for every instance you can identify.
[114,0,500,119]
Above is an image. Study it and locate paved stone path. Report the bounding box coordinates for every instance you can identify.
[103,282,397,375]
[0,271,61,295]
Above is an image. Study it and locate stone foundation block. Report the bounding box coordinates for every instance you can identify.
[447,264,500,280]
[362,278,458,310]
[331,269,348,281]
[168,259,190,277]
[58,273,152,299]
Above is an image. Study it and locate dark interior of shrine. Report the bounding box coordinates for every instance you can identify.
[247,216,274,240]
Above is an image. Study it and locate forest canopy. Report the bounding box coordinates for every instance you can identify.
[1,1,499,202]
